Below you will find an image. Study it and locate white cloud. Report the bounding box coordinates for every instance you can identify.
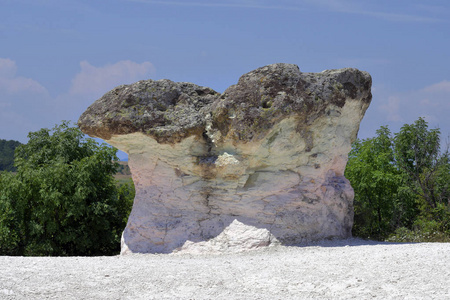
[422,80,450,94]
[125,0,445,23]
[69,60,156,97]
[379,96,402,122]
[414,4,450,15]
[0,58,156,144]
[0,58,48,95]
[304,0,445,23]
[127,0,303,10]
[360,79,450,141]
[0,77,48,94]
[55,60,157,137]
[351,10,444,23]
[0,58,17,78]
[0,58,51,142]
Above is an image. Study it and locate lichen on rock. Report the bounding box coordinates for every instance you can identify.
[78,63,372,254]
[79,79,219,143]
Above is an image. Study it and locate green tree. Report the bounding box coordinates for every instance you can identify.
[392,118,450,239]
[0,122,131,256]
[394,117,448,210]
[0,139,22,172]
[345,126,415,239]
[116,179,135,226]
[347,118,450,241]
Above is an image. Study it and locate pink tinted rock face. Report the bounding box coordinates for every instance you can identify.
[78,64,372,254]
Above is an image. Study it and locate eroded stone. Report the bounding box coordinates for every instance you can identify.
[78,63,372,254]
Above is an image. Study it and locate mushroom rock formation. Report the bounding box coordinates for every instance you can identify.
[78,63,372,254]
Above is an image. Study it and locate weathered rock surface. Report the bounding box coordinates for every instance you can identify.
[174,219,280,254]
[78,63,372,254]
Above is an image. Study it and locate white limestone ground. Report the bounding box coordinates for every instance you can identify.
[1,239,449,299]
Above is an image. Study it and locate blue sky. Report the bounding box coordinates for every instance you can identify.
[1,0,449,160]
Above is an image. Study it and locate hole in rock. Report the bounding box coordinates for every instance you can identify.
[195,89,205,96]
[261,100,272,109]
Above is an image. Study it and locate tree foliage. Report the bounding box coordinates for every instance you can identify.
[0,139,22,172]
[0,122,134,256]
[394,118,448,209]
[346,118,450,241]
[116,179,135,226]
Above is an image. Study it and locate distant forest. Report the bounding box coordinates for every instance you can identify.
[0,139,22,172]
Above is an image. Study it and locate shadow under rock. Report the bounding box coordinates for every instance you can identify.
[289,237,419,248]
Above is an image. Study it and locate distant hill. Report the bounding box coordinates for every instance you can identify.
[116,161,131,176]
[0,139,22,172]
[115,161,132,185]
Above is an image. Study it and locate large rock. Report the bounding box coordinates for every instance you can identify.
[78,63,372,254]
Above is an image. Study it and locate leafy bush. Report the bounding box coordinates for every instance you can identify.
[0,122,134,256]
[346,118,450,242]
[386,220,450,243]
[116,179,135,226]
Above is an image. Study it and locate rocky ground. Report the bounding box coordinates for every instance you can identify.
[1,238,449,299]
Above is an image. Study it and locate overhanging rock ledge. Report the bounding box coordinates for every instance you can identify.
[78,63,372,254]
